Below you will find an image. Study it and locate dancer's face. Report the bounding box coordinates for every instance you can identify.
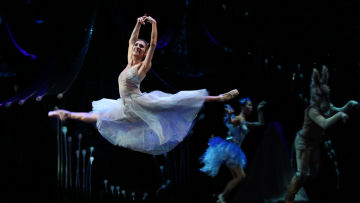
[133,40,147,59]
[242,101,253,115]
[311,84,331,113]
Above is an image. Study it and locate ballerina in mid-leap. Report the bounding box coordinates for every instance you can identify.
[48,15,239,155]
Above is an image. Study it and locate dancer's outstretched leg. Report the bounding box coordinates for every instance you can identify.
[48,109,98,123]
[205,89,239,102]
[48,89,238,122]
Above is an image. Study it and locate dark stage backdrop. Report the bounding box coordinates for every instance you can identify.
[1,0,360,202]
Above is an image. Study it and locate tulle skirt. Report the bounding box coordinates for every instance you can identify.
[200,136,247,177]
[92,89,208,155]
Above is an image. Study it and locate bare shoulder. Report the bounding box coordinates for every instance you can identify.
[308,106,323,120]
[233,115,245,123]
[308,106,320,114]
[137,62,151,77]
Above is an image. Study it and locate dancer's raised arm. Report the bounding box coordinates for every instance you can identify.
[309,107,348,130]
[224,104,243,126]
[246,101,266,129]
[138,16,157,77]
[128,16,145,63]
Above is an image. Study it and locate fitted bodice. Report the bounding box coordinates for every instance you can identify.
[118,67,144,100]
[226,122,249,146]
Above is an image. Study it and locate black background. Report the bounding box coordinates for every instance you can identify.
[1,0,360,202]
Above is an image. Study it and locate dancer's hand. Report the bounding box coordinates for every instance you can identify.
[348,100,359,110]
[257,101,267,110]
[340,112,349,123]
[224,104,234,114]
[137,16,146,25]
[144,16,156,24]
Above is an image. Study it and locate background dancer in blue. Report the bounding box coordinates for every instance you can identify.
[199,98,266,203]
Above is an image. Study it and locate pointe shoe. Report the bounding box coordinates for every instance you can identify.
[48,109,71,121]
[219,89,239,102]
[285,195,295,203]
[217,193,226,203]
[285,186,296,203]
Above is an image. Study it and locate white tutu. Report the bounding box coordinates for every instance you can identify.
[92,89,208,155]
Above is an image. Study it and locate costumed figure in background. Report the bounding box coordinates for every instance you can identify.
[285,66,359,203]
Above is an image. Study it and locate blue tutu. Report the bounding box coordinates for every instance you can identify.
[200,136,247,177]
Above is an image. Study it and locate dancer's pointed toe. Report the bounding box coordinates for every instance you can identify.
[48,109,71,121]
[219,89,239,102]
